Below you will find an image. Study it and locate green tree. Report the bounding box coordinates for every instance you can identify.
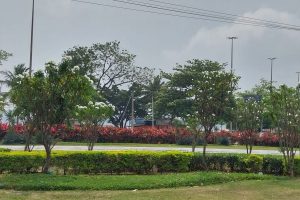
[142,75,164,122]
[0,64,28,88]
[75,101,114,150]
[167,60,239,158]
[155,72,193,122]
[235,95,263,154]
[0,50,12,66]
[9,61,96,172]
[271,85,300,176]
[251,79,273,129]
[63,41,153,92]
[105,83,149,127]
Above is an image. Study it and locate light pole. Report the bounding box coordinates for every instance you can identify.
[297,72,300,84]
[152,95,154,128]
[227,36,238,73]
[227,37,237,132]
[29,0,35,77]
[131,92,134,131]
[268,57,276,90]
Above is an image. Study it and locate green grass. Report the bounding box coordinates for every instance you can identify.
[0,178,300,200]
[55,142,280,150]
[0,172,279,191]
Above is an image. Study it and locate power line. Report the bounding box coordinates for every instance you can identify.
[105,0,300,30]
[71,0,300,31]
[145,0,300,29]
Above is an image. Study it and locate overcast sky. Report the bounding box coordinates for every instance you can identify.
[1,0,300,90]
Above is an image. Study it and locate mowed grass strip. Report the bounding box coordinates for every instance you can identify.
[0,179,300,200]
[0,172,279,191]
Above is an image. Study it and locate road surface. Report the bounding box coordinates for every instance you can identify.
[0,145,283,155]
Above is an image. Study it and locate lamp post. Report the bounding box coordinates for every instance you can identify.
[227,36,238,73]
[297,72,300,84]
[29,0,35,77]
[268,57,276,91]
[227,37,237,132]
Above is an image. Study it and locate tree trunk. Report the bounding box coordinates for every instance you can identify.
[24,132,34,152]
[191,134,197,152]
[88,141,94,151]
[42,145,52,173]
[246,144,249,154]
[249,144,253,154]
[202,134,208,170]
[87,125,97,151]
[203,143,207,157]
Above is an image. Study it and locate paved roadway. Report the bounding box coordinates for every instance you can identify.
[0,145,282,155]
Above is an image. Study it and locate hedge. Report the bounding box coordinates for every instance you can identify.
[0,151,297,175]
[1,123,280,146]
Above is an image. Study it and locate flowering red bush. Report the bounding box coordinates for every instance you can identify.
[98,127,178,144]
[257,132,279,146]
[0,123,9,140]
[209,131,279,146]
[0,123,280,147]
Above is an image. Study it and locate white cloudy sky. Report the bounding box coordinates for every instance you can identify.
[1,0,300,90]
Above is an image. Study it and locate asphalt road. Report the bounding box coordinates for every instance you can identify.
[0,145,282,155]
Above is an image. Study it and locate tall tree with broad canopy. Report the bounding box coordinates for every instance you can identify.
[63,41,153,125]
[105,83,149,127]
[271,85,300,176]
[235,94,263,154]
[167,60,239,158]
[63,41,153,92]
[155,73,193,122]
[250,79,273,129]
[9,60,96,173]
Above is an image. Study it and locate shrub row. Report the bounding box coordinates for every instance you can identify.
[0,151,297,175]
[1,123,279,146]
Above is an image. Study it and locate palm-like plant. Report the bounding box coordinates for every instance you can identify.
[0,64,28,88]
[142,75,164,124]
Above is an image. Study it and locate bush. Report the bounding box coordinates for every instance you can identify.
[190,153,247,172]
[243,155,263,173]
[262,156,284,175]
[0,151,44,173]
[0,124,280,147]
[294,158,300,176]
[0,151,292,175]
[1,130,24,144]
[190,153,288,175]
[176,136,203,145]
[216,137,230,146]
[0,148,11,152]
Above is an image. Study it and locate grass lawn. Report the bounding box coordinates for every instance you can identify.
[0,172,277,191]
[56,142,280,150]
[0,178,300,200]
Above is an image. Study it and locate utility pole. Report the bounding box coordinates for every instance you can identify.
[131,92,134,131]
[29,0,35,77]
[227,36,237,132]
[297,72,300,84]
[268,57,276,91]
[227,36,238,74]
[152,94,154,128]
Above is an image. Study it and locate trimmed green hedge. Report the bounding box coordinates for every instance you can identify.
[0,148,11,152]
[0,151,296,175]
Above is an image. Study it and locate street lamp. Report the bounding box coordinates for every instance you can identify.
[227,37,237,132]
[296,72,300,84]
[227,37,238,73]
[268,57,276,90]
[29,0,35,77]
